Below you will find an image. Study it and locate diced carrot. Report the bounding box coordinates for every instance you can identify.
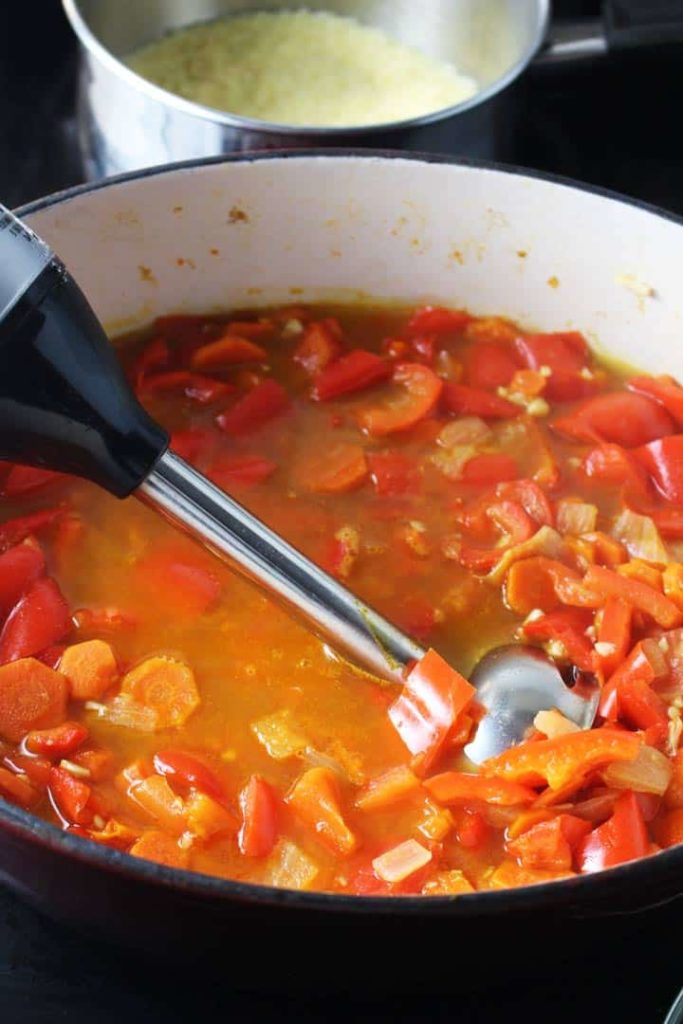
[25,721,88,758]
[388,648,475,776]
[286,767,357,855]
[59,640,118,701]
[120,657,199,729]
[238,774,279,856]
[129,830,190,870]
[191,334,266,369]
[186,791,238,840]
[487,860,574,889]
[128,774,187,835]
[423,771,537,806]
[582,565,683,628]
[355,765,420,811]
[483,729,642,791]
[49,764,94,825]
[0,658,68,742]
[0,765,40,808]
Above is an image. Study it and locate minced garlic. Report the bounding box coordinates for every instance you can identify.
[128,10,478,127]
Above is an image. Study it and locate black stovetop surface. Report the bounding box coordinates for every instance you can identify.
[2,2,683,1021]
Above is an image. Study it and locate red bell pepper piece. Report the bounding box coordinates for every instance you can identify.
[458,500,534,572]
[507,814,591,872]
[595,595,632,677]
[207,454,277,490]
[553,392,675,447]
[2,465,65,497]
[170,428,216,465]
[49,765,94,826]
[389,648,475,775]
[598,639,668,725]
[311,350,391,401]
[356,363,442,436]
[628,375,683,427]
[577,791,648,873]
[367,452,420,496]
[153,749,226,801]
[410,334,437,365]
[129,336,170,388]
[635,436,683,505]
[0,542,45,616]
[216,379,290,435]
[463,342,519,390]
[25,721,88,759]
[135,549,221,617]
[141,371,235,404]
[238,774,279,857]
[443,383,520,419]
[582,565,682,629]
[496,479,554,526]
[523,607,595,672]
[293,319,342,376]
[0,578,71,664]
[406,306,471,336]
[191,335,267,369]
[0,507,65,551]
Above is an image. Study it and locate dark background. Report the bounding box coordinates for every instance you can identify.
[1,1,683,1020]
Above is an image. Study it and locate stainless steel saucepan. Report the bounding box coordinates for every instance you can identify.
[63,0,683,178]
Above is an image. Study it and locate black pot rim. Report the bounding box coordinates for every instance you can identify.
[13,147,683,918]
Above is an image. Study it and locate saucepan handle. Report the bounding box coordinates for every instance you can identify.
[536,0,683,66]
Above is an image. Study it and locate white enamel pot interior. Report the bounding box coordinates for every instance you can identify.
[12,152,683,917]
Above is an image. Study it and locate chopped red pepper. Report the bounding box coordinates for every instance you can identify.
[443,383,520,419]
[293,319,342,376]
[312,350,391,401]
[577,791,648,872]
[553,392,675,447]
[635,436,683,505]
[406,306,471,336]
[216,379,290,435]
[0,578,71,664]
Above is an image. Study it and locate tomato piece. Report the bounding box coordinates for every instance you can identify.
[464,342,519,390]
[635,436,683,505]
[628,375,683,427]
[577,791,648,873]
[523,607,595,671]
[0,578,71,664]
[0,542,45,616]
[293,319,342,376]
[135,548,221,617]
[367,452,420,496]
[26,721,89,759]
[443,383,520,419]
[389,648,475,775]
[141,371,235,404]
[312,350,391,401]
[496,479,554,526]
[207,454,277,490]
[515,331,594,401]
[406,306,471,336]
[49,765,94,826]
[216,379,290,435]
[238,775,279,857]
[553,392,674,447]
[461,453,518,486]
[153,749,226,801]
[356,363,442,436]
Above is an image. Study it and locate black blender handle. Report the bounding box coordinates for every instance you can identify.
[604,0,683,50]
[0,206,168,498]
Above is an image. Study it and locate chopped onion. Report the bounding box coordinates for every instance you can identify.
[265,839,319,890]
[602,744,672,795]
[533,708,581,739]
[488,525,565,584]
[372,839,432,884]
[556,498,598,535]
[612,509,668,565]
[102,695,159,732]
[251,710,309,761]
[571,789,619,824]
[438,417,491,448]
[431,444,478,481]
[641,637,669,679]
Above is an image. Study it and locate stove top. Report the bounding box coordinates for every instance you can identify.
[1,3,683,1021]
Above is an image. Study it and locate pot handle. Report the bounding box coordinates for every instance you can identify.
[604,0,683,49]
[536,0,683,65]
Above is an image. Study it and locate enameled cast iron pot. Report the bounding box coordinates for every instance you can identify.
[6,152,683,984]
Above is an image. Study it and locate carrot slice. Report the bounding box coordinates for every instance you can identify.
[191,335,266,369]
[120,657,199,730]
[423,771,537,806]
[186,791,238,840]
[355,765,420,811]
[483,729,642,791]
[238,774,279,857]
[298,443,368,494]
[129,830,190,870]
[356,363,442,437]
[286,767,357,855]
[59,640,118,701]
[0,658,68,742]
[388,648,475,775]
